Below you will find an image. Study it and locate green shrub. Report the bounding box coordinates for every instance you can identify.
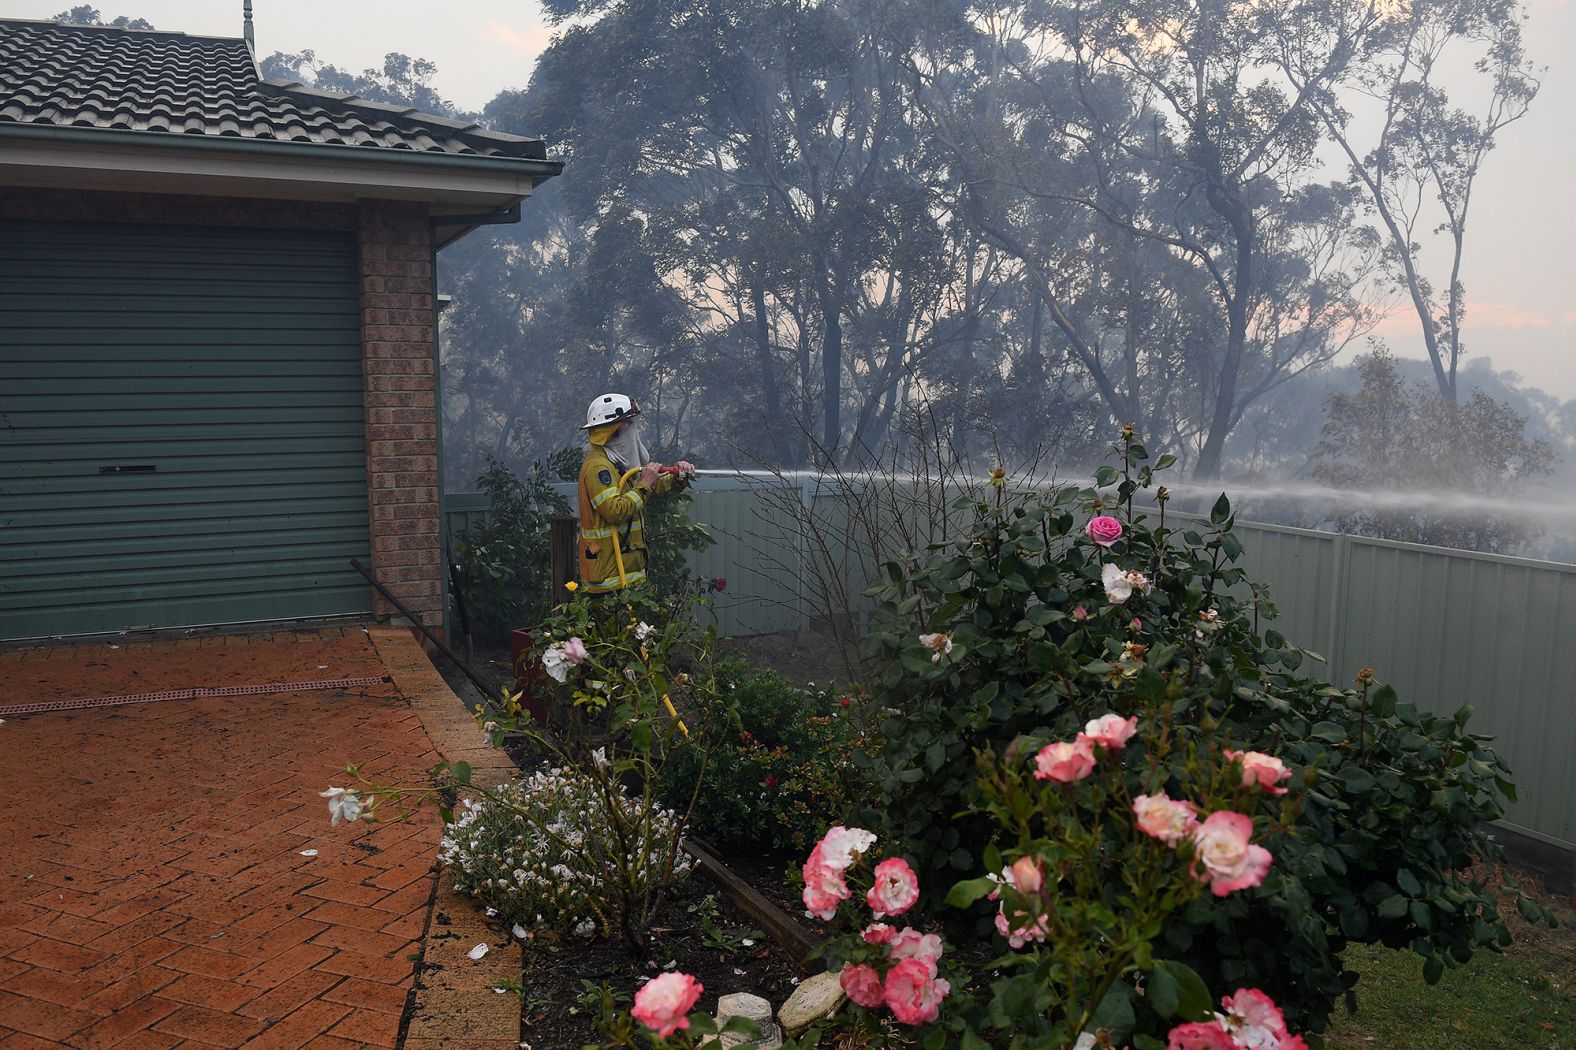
[858,433,1551,1032]
[659,660,874,855]
[454,452,575,638]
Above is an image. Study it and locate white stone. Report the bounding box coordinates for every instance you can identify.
[709,991,783,1050]
[777,970,845,1037]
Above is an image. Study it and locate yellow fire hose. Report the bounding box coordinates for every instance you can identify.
[610,466,687,737]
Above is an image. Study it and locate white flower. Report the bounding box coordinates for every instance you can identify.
[635,621,655,641]
[483,721,500,733]
[574,919,597,938]
[541,644,571,683]
[1101,563,1152,604]
[320,787,362,826]
[918,632,954,663]
[468,943,490,960]
[590,747,609,770]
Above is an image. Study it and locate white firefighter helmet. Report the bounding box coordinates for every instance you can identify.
[583,392,639,430]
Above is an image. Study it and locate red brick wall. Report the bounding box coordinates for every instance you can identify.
[2,187,445,631]
[358,200,442,628]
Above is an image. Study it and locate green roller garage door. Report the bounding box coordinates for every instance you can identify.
[0,218,373,640]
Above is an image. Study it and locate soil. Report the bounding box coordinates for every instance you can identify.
[720,846,806,919]
[516,875,808,1050]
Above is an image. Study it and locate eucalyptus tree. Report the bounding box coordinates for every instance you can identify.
[517,0,984,467]
[1266,0,1540,404]
[905,0,1386,479]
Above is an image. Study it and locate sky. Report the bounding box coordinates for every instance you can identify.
[5,0,1574,401]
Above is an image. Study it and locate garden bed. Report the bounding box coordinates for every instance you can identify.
[516,875,807,1049]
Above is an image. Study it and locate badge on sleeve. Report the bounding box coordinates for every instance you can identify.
[598,469,613,487]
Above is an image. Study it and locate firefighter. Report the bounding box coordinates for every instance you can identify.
[576,393,694,594]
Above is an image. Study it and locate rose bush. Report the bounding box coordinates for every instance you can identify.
[857,430,1552,1032]
[656,662,875,855]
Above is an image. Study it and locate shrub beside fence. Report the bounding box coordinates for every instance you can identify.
[443,483,1576,853]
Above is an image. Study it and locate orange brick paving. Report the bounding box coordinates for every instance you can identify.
[0,630,446,1048]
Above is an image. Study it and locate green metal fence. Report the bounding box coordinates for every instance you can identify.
[444,484,1576,850]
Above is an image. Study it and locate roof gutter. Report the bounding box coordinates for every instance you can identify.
[0,122,564,181]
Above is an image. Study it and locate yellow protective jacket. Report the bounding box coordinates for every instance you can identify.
[577,446,674,593]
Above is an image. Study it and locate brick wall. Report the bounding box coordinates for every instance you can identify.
[358,200,443,628]
[2,187,445,632]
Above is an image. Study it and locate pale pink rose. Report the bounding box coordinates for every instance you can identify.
[887,927,944,975]
[840,964,886,1009]
[1101,562,1152,604]
[1166,1021,1235,1050]
[631,971,703,1038]
[1033,737,1097,783]
[802,862,850,921]
[1219,988,1290,1047]
[861,922,897,945]
[1190,812,1273,896]
[884,958,950,1026]
[1133,793,1200,846]
[563,636,588,663]
[1071,605,1089,621]
[1008,855,1044,895]
[994,905,1052,949]
[1225,750,1291,796]
[1084,713,1139,750]
[1086,515,1124,547]
[812,826,877,871]
[866,857,920,919]
[1130,617,1143,631]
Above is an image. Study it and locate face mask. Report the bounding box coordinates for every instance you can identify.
[603,419,650,472]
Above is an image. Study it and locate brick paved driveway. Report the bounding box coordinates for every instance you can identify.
[0,629,446,1049]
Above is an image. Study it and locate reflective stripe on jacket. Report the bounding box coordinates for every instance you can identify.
[577,447,671,592]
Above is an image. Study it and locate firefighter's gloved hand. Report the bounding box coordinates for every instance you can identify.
[640,462,663,487]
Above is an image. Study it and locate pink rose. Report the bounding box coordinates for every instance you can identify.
[1033,737,1097,783]
[1225,750,1291,796]
[887,927,944,974]
[1166,1021,1235,1050]
[563,636,588,663]
[840,964,886,1009]
[1007,855,1044,895]
[994,905,1051,949]
[1084,713,1139,750]
[1220,988,1290,1046]
[1071,604,1089,621]
[1086,515,1124,547]
[631,971,703,1038]
[1133,793,1200,846]
[866,858,920,919]
[802,861,850,921]
[812,826,877,871]
[1190,812,1273,896]
[861,922,897,945]
[884,958,950,1026]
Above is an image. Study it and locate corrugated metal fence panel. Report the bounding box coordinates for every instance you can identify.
[0,219,371,639]
[1339,539,1576,847]
[1230,521,1339,665]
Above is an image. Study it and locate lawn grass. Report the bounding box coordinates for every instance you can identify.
[1324,884,1575,1049]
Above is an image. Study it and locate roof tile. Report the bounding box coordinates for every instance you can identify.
[0,18,547,161]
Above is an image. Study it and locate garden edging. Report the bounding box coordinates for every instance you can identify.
[366,626,523,1049]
